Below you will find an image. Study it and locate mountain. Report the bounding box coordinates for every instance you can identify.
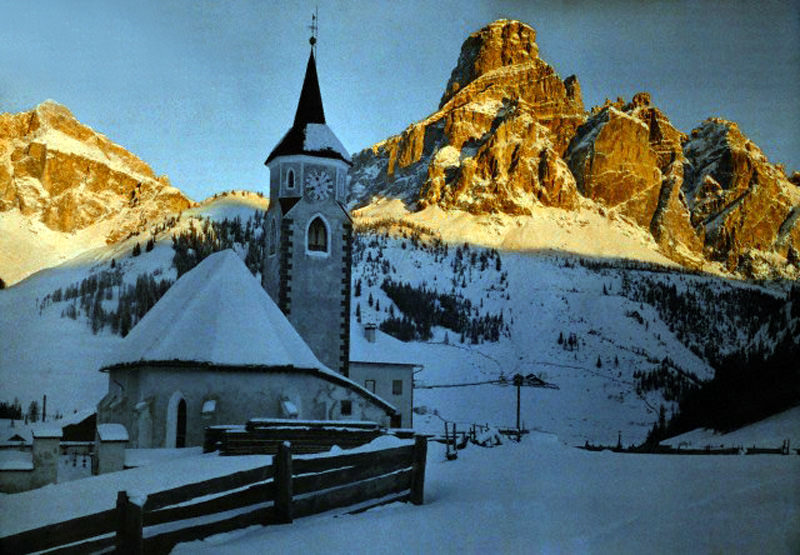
[349,20,800,278]
[0,100,194,285]
[350,20,584,215]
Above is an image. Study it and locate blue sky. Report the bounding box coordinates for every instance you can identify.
[1,0,798,201]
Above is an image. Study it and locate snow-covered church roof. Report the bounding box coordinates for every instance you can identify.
[104,250,326,370]
[265,50,351,165]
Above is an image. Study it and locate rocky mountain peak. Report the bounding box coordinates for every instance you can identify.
[346,19,798,278]
[350,20,585,217]
[440,19,540,108]
[1,100,192,236]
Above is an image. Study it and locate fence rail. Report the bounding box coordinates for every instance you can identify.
[0,436,427,555]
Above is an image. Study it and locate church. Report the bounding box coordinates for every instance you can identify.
[96,33,418,448]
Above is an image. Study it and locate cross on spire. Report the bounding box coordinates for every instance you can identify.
[308,8,318,52]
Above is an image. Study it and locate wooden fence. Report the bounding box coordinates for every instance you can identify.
[206,419,386,456]
[0,436,427,554]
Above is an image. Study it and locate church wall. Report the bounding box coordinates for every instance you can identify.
[99,365,390,448]
[262,202,282,301]
[283,191,351,375]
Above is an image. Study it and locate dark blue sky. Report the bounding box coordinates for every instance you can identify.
[2,0,798,201]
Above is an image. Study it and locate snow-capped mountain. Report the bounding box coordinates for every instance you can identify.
[0,100,194,285]
[349,20,800,279]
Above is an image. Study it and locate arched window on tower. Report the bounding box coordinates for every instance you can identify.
[269,218,277,256]
[286,169,295,190]
[307,217,328,253]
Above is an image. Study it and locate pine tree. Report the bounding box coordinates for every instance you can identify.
[596,356,602,368]
[27,400,39,423]
[368,292,374,307]
[355,303,361,322]
[132,242,141,257]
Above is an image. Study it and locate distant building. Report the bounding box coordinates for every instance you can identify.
[349,323,420,428]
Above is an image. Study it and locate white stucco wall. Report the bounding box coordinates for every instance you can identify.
[349,362,414,428]
[97,364,392,448]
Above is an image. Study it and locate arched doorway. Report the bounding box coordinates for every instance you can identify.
[166,391,187,448]
[176,399,187,448]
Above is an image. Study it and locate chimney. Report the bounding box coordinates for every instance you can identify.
[364,323,377,343]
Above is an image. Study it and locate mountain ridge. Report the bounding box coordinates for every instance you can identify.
[348,20,800,279]
[0,100,195,284]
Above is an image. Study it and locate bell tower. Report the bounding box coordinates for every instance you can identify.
[262,20,353,375]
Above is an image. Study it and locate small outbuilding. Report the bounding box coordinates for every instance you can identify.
[96,250,396,448]
[349,322,421,428]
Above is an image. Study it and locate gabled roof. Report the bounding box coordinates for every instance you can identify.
[103,250,324,369]
[265,50,351,166]
[350,322,423,367]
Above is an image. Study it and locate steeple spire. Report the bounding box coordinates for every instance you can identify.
[293,49,326,127]
[264,10,350,166]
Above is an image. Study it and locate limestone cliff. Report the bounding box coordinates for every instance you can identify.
[0,100,193,242]
[350,18,799,277]
[565,93,703,261]
[683,118,800,272]
[350,19,585,215]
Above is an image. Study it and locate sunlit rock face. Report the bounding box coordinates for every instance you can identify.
[565,93,703,261]
[683,118,800,272]
[349,19,585,215]
[0,100,193,241]
[347,18,799,277]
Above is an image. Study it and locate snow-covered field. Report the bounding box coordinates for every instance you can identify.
[174,436,799,554]
[2,426,797,553]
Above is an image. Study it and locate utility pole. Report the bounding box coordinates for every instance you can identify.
[513,373,523,432]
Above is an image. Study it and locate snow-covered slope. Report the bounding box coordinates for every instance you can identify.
[0,193,793,446]
[0,194,267,414]
[353,199,685,268]
[661,405,800,450]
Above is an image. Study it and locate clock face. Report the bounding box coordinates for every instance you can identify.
[304,170,332,201]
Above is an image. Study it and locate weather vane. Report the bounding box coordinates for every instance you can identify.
[308,7,318,52]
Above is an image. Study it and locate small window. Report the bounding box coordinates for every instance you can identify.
[269,219,277,256]
[307,217,328,253]
[340,400,352,416]
[286,169,295,189]
[392,380,403,396]
[365,379,376,393]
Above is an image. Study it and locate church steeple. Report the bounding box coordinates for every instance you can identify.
[262,18,353,376]
[293,50,326,127]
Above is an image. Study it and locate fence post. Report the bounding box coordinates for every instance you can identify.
[115,490,143,555]
[275,441,293,523]
[410,435,427,505]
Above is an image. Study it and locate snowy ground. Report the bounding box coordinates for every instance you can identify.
[2,430,797,553]
[661,406,800,450]
[174,435,799,554]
